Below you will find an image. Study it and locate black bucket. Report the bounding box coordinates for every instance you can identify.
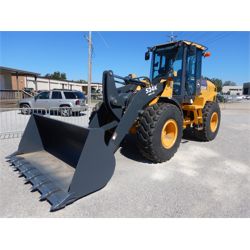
[7,114,115,211]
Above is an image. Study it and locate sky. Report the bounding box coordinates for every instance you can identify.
[0,31,249,84]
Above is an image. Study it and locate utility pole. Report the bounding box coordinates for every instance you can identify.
[87,31,92,106]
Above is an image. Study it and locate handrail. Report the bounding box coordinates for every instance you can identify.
[0,89,33,100]
[21,90,34,97]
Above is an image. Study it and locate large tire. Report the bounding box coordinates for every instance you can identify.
[136,103,183,163]
[194,101,221,141]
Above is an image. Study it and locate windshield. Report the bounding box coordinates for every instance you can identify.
[74,91,85,99]
[151,46,182,81]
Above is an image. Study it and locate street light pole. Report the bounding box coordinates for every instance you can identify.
[87,31,92,106]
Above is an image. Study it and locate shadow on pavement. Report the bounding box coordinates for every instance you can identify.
[119,135,153,164]
[119,132,201,164]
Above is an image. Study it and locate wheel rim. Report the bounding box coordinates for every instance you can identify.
[210,112,218,132]
[161,119,178,149]
[61,108,69,116]
[22,105,29,114]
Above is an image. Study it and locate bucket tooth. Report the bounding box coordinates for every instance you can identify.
[49,193,72,212]
[30,176,51,192]
[18,167,36,178]
[25,173,43,183]
[40,188,61,201]
[10,157,23,165]
[11,163,19,171]
[12,161,29,171]
[15,162,28,168]
[23,169,42,184]
[17,165,32,174]
[9,157,18,162]
[7,158,14,163]
[10,159,20,166]
[37,182,61,200]
[31,181,50,192]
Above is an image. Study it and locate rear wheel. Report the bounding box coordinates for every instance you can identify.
[59,106,72,117]
[136,103,183,163]
[194,101,221,141]
[20,104,31,115]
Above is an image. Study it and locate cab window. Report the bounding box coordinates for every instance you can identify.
[151,46,184,96]
[186,46,197,96]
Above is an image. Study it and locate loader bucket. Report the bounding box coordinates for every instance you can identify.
[7,114,115,211]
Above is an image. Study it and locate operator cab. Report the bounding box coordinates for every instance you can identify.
[146,40,209,103]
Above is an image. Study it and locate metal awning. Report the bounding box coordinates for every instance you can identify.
[0,66,40,77]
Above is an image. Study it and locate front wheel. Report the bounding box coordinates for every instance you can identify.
[136,103,183,163]
[20,104,31,115]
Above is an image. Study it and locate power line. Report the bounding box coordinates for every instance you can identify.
[180,31,206,41]
[195,32,217,43]
[97,31,110,49]
[201,32,226,44]
[190,32,208,41]
[176,31,184,38]
[206,32,232,45]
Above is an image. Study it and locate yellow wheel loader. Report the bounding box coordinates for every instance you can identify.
[7,40,220,211]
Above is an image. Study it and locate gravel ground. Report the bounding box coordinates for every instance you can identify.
[0,102,250,217]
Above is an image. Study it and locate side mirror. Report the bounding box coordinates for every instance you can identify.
[145,51,150,61]
[34,95,38,101]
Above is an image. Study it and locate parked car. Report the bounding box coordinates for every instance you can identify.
[19,90,87,116]
[223,95,233,102]
[235,95,244,101]
[216,93,226,103]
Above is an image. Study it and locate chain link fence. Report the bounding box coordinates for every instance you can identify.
[1,101,249,140]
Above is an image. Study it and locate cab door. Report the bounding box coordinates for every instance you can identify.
[34,91,50,109]
[50,91,63,108]
[184,46,202,102]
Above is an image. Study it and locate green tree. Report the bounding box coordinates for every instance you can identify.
[45,71,67,80]
[223,80,237,86]
[77,79,87,83]
[208,78,223,92]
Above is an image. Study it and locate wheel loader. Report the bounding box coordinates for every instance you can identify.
[7,40,221,211]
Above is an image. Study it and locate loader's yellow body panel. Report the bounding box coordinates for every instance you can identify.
[182,80,217,128]
[143,78,217,131]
